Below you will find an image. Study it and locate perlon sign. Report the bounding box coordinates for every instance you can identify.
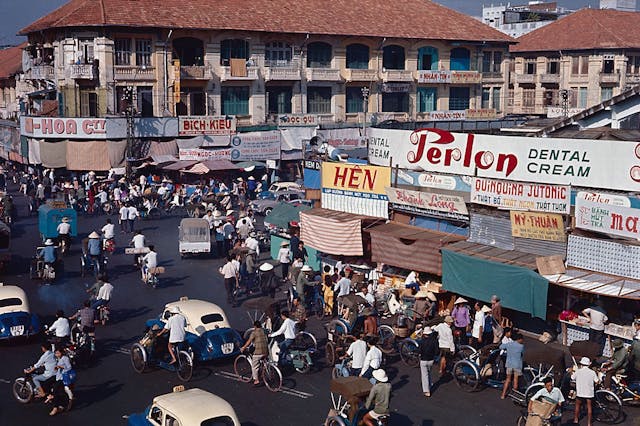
[368,128,640,192]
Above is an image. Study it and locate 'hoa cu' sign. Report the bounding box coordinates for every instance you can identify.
[407,128,517,177]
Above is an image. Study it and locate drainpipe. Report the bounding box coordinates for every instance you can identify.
[163,30,173,116]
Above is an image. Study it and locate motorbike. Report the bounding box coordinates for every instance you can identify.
[103,238,116,254]
[269,336,316,374]
[12,370,50,403]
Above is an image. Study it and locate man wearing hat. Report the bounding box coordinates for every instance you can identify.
[572,356,599,426]
[56,217,72,252]
[433,316,455,376]
[38,239,57,272]
[363,369,391,426]
[258,262,278,298]
[296,265,313,304]
[603,339,629,389]
[419,326,438,397]
[277,241,291,282]
[87,231,102,268]
[245,232,260,257]
[452,297,471,345]
[157,306,187,365]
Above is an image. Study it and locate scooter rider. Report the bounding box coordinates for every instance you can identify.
[91,277,113,310]
[269,310,297,366]
[24,343,57,398]
[87,231,103,271]
[48,310,71,347]
[101,218,115,251]
[38,239,57,271]
[141,245,158,282]
[56,217,71,251]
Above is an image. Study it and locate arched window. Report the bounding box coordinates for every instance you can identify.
[265,42,292,66]
[346,44,369,69]
[417,46,439,71]
[450,47,470,71]
[382,45,405,70]
[220,39,250,66]
[307,42,332,68]
[172,37,204,66]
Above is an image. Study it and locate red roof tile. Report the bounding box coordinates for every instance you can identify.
[511,8,640,52]
[0,43,26,79]
[20,0,513,43]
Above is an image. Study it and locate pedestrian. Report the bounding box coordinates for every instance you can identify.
[572,357,599,426]
[360,336,382,379]
[451,297,470,345]
[277,241,291,282]
[500,332,524,399]
[419,326,438,397]
[363,369,391,426]
[127,202,139,233]
[296,265,313,304]
[582,302,608,355]
[240,321,269,386]
[433,316,455,376]
[482,305,494,346]
[219,255,238,305]
[471,302,485,348]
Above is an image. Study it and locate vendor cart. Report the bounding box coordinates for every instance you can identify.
[38,205,77,240]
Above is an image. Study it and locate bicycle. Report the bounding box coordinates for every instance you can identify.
[234,351,282,392]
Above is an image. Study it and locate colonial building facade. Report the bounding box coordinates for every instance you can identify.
[19,0,513,124]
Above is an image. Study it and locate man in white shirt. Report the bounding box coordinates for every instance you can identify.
[49,310,71,344]
[404,270,420,292]
[24,343,57,398]
[334,271,352,297]
[269,311,297,365]
[245,232,260,257]
[433,316,455,376]
[97,188,108,205]
[141,245,158,281]
[582,304,608,355]
[471,302,485,348]
[101,218,115,239]
[572,357,599,426]
[356,285,375,306]
[345,334,368,375]
[158,306,186,364]
[56,217,72,249]
[360,336,383,379]
[127,204,139,233]
[119,203,129,233]
[219,256,239,304]
[131,230,146,249]
[92,280,114,309]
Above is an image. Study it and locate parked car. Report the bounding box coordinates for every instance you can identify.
[127,386,240,426]
[256,181,303,200]
[0,284,40,341]
[144,297,242,362]
[250,190,305,215]
[288,199,314,208]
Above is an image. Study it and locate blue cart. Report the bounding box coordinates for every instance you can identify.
[38,205,77,240]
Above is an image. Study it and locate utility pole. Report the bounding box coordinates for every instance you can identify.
[560,89,569,118]
[124,86,135,177]
[361,86,370,153]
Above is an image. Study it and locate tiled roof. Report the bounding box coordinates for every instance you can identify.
[20,0,513,43]
[511,8,640,52]
[0,43,26,79]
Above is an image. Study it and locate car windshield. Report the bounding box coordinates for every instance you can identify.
[201,416,235,426]
[0,297,22,308]
[201,313,224,324]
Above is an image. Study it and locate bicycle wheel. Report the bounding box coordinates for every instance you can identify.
[593,389,622,424]
[452,360,481,392]
[262,362,282,392]
[295,331,317,352]
[176,350,193,382]
[399,340,420,368]
[516,415,527,426]
[130,343,147,373]
[233,355,252,383]
[314,296,324,320]
[453,345,477,363]
[12,378,33,403]
[378,325,396,355]
[325,342,336,366]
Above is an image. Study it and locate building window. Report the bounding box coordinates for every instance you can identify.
[137,86,153,117]
[306,42,332,68]
[602,59,615,74]
[382,45,405,70]
[346,87,365,113]
[481,88,490,109]
[626,55,640,74]
[482,51,502,73]
[173,37,204,66]
[449,87,470,110]
[382,93,409,112]
[346,44,369,69]
[221,39,249,66]
[569,87,578,107]
[115,39,131,66]
[135,39,152,67]
[492,87,501,110]
[547,59,559,74]
[417,46,439,71]
[525,59,536,74]
[417,87,437,112]
[265,42,292,66]
[523,88,535,108]
[543,89,558,107]
[450,47,470,71]
[571,56,589,75]
[116,86,129,114]
[601,87,613,102]
[307,87,331,114]
[78,39,94,64]
[80,90,98,117]
[267,86,292,114]
[578,87,588,108]
[221,86,249,115]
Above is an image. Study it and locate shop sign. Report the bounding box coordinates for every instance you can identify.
[316,128,366,148]
[426,110,466,121]
[381,83,411,93]
[416,70,451,84]
[510,211,566,241]
[304,159,321,170]
[393,169,471,192]
[178,116,236,136]
[368,127,640,192]
[451,71,482,84]
[386,187,468,220]
[576,191,630,207]
[575,198,640,239]
[21,117,107,139]
[466,109,497,120]
[178,148,231,160]
[471,177,570,214]
[278,114,318,127]
[229,130,281,161]
[547,107,582,118]
[322,162,390,195]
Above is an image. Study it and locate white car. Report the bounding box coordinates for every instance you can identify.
[268,182,301,192]
[0,284,40,341]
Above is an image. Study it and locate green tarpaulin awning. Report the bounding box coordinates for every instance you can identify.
[264,203,311,229]
[441,248,549,319]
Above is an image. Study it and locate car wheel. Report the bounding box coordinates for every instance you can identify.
[264,208,272,216]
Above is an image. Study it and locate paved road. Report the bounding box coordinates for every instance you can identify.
[0,186,637,426]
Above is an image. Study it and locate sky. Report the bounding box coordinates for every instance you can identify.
[0,0,603,46]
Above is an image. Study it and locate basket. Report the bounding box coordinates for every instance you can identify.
[393,326,409,338]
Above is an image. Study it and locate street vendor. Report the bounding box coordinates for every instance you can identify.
[582,301,608,355]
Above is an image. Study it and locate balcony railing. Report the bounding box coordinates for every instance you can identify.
[305,68,342,81]
[180,65,212,80]
[342,68,378,82]
[380,69,413,82]
[481,72,504,82]
[114,66,155,81]
[264,66,300,81]
[627,74,640,84]
[515,73,536,84]
[30,65,55,80]
[599,72,620,84]
[539,73,560,84]
[219,66,259,81]
[69,63,95,80]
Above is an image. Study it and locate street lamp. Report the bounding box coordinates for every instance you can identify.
[361,86,370,153]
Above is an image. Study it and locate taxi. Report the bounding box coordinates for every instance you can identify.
[127,387,240,426]
[145,297,242,362]
[0,284,40,341]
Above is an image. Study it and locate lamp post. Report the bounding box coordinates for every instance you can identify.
[361,86,370,152]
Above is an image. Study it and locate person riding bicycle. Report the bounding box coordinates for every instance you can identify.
[363,369,391,426]
[87,231,102,270]
[91,276,113,310]
[69,300,95,337]
[602,338,629,390]
[292,297,306,331]
[240,320,269,386]
[157,306,186,365]
[24,343,57,399]
[38,239,57,271]
[101,218,115,252]
[528,377,564,419]
[56,217,71,251]
[141,244,158,282]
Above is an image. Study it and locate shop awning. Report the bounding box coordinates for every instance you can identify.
[148,140,178,157]
[300,208,374,256]
[544,269,640,300]
[201,159,240,171]
[151,155,178,165]
[39,140,67,168]
[162,160,198,171]
[264,203,312,229]
[442,241,549,319]
[367,222,464,276]
[65,141,110,171]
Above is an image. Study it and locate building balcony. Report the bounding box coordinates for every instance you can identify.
[380,69,414,82]
[627,74,640,85]
[114,66,155,81]
[539,73,560,84]
[264,66,300,81]
[481,72,504,83]
[514,73,536,84]
[29,65,55,80]
[305,68,342,82]
[181,65,212,80]
[451,70,482,84]
[219,66,259,81]
[342,68,378,82]
[599,72,620,84]
[69,63,96,80]
[568,74,589,84]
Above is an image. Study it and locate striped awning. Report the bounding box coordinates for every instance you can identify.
[544,269,640,300]
[300,208,371,256]
[66,141,110,171]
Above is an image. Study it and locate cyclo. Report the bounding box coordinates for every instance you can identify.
[325,376,389,426]
[130,323,193,382]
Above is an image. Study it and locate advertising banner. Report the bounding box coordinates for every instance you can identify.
[316,128,366,149]
[178,116,236,136]
[450,71,482,84]
[386,187,468,220]
[278,114,318,127]
[393,169,471,192]
[229,130,281,161]
[510,211,566,241]
[466,109,497,120]
[426,110,466,121]
[416,70,451,84]
[575,198,640,240]
[21,117,107,139]
[471,177,570,214]
[368,127,640,192]
[178,148,231,161]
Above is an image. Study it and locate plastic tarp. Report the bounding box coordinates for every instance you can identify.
[177,135,230,149]
[28,138,41,164]
[441,248,549,319]
[300,208,366,256]
[66,141,111,171]
[280,127,315,151]
[107,140,127,167]
[264,202,311,229]
[147,140,178,157]
[39,140,67,168]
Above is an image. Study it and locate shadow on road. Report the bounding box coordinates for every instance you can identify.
[110,306,153,324]
[159,275,188,288]
[72,379,123,410]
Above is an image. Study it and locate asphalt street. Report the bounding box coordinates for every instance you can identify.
[0,184,637,426]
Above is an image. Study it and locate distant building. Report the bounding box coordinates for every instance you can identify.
[600,0,637,11]
[0,43,35,120]
[482,1,571,38]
